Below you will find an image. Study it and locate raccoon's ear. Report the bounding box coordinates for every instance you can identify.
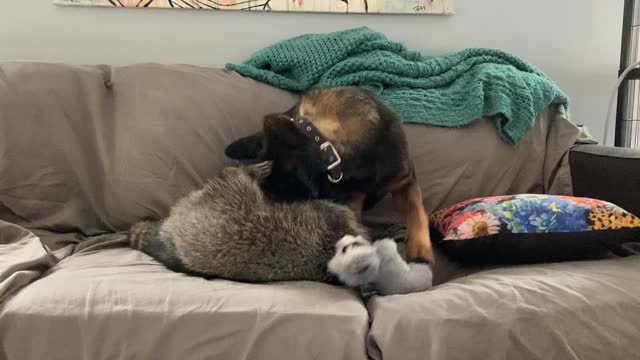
[263,113,306,147]
[246,161,273,182]
[225,132,264,160]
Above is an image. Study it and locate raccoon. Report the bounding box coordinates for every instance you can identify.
[128,161,367,282]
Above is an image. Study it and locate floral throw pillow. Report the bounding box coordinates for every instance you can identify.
[430,194,640,265]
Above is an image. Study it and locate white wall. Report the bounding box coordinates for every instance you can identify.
[0,0,624,142]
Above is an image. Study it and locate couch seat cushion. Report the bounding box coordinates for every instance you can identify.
[0,237,369,360]
[366,255,640,360]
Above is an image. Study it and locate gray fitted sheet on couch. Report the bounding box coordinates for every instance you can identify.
[0,228,369,360]
[367,254,640,360]
[3,223,639,360]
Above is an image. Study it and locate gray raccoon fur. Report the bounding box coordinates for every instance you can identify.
[129,161,367,282]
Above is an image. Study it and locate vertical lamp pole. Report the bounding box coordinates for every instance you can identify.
[616,0,640,148]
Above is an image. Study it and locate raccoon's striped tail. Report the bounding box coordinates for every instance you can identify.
[129,220,161,251]
[128,220,186,273]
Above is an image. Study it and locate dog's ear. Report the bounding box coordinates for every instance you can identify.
[225,132,264,160]
[263,113,306,147]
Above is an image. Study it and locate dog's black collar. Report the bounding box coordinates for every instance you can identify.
[289,116,343,183]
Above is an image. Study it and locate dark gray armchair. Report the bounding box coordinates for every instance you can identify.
[570,144,640,216]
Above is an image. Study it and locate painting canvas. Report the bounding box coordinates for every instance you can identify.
[53,0,456,15]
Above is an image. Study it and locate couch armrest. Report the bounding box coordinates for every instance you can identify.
[569,145,640,216]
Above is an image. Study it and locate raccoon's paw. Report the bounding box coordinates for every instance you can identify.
[246,161,273,182]
[328,235,380,288]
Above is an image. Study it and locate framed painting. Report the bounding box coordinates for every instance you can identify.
[53,0,456,15]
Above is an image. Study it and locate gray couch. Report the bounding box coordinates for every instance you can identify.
[1,62,639,360]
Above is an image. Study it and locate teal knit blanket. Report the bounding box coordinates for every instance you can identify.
[226,27,569,145]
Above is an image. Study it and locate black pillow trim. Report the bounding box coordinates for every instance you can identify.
[434,227,640,265]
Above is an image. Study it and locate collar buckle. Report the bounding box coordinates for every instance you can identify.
[320,141,342,170]
[320,141,343,183]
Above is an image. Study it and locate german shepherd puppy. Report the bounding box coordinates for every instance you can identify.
[225,87,434,263]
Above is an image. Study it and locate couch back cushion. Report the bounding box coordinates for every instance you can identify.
[364,105,579,224]
[0,62,578,235]
[0,63,297,234]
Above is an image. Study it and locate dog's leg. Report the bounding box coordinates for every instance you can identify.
[387,177,434,264]
[346,192,366,222]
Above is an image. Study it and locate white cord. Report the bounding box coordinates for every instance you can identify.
[604,59,640,146]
